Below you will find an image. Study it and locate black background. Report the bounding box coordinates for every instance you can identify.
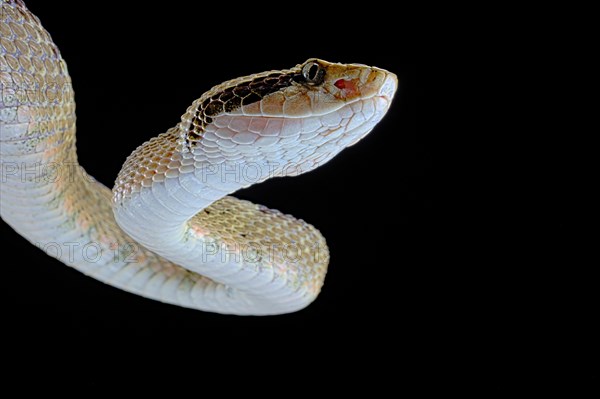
[2,1,427,345]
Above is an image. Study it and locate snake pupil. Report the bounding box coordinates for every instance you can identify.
[308,64,318,80]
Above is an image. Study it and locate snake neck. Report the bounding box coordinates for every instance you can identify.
[112,125,270,211]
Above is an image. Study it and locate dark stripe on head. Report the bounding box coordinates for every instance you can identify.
[185,71,303,148]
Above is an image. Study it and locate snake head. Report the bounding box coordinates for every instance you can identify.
[232,58,398,117]
[257,58,398,175]
[181,58,397,179]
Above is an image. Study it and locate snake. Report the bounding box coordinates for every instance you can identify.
[0,0,397,315]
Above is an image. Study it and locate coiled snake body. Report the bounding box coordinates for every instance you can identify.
[0,1,397,315]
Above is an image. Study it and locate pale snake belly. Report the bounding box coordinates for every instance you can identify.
[0,0,397,315]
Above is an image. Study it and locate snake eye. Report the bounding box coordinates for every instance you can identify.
[302,61,325,85]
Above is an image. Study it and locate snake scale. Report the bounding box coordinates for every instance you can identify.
[0,0,397,315]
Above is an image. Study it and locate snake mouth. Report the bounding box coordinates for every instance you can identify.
[378,72,398,101]
[361,70,398,102]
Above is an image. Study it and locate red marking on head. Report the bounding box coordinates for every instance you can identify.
[334,79,346,89]
[334,78,359,99]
